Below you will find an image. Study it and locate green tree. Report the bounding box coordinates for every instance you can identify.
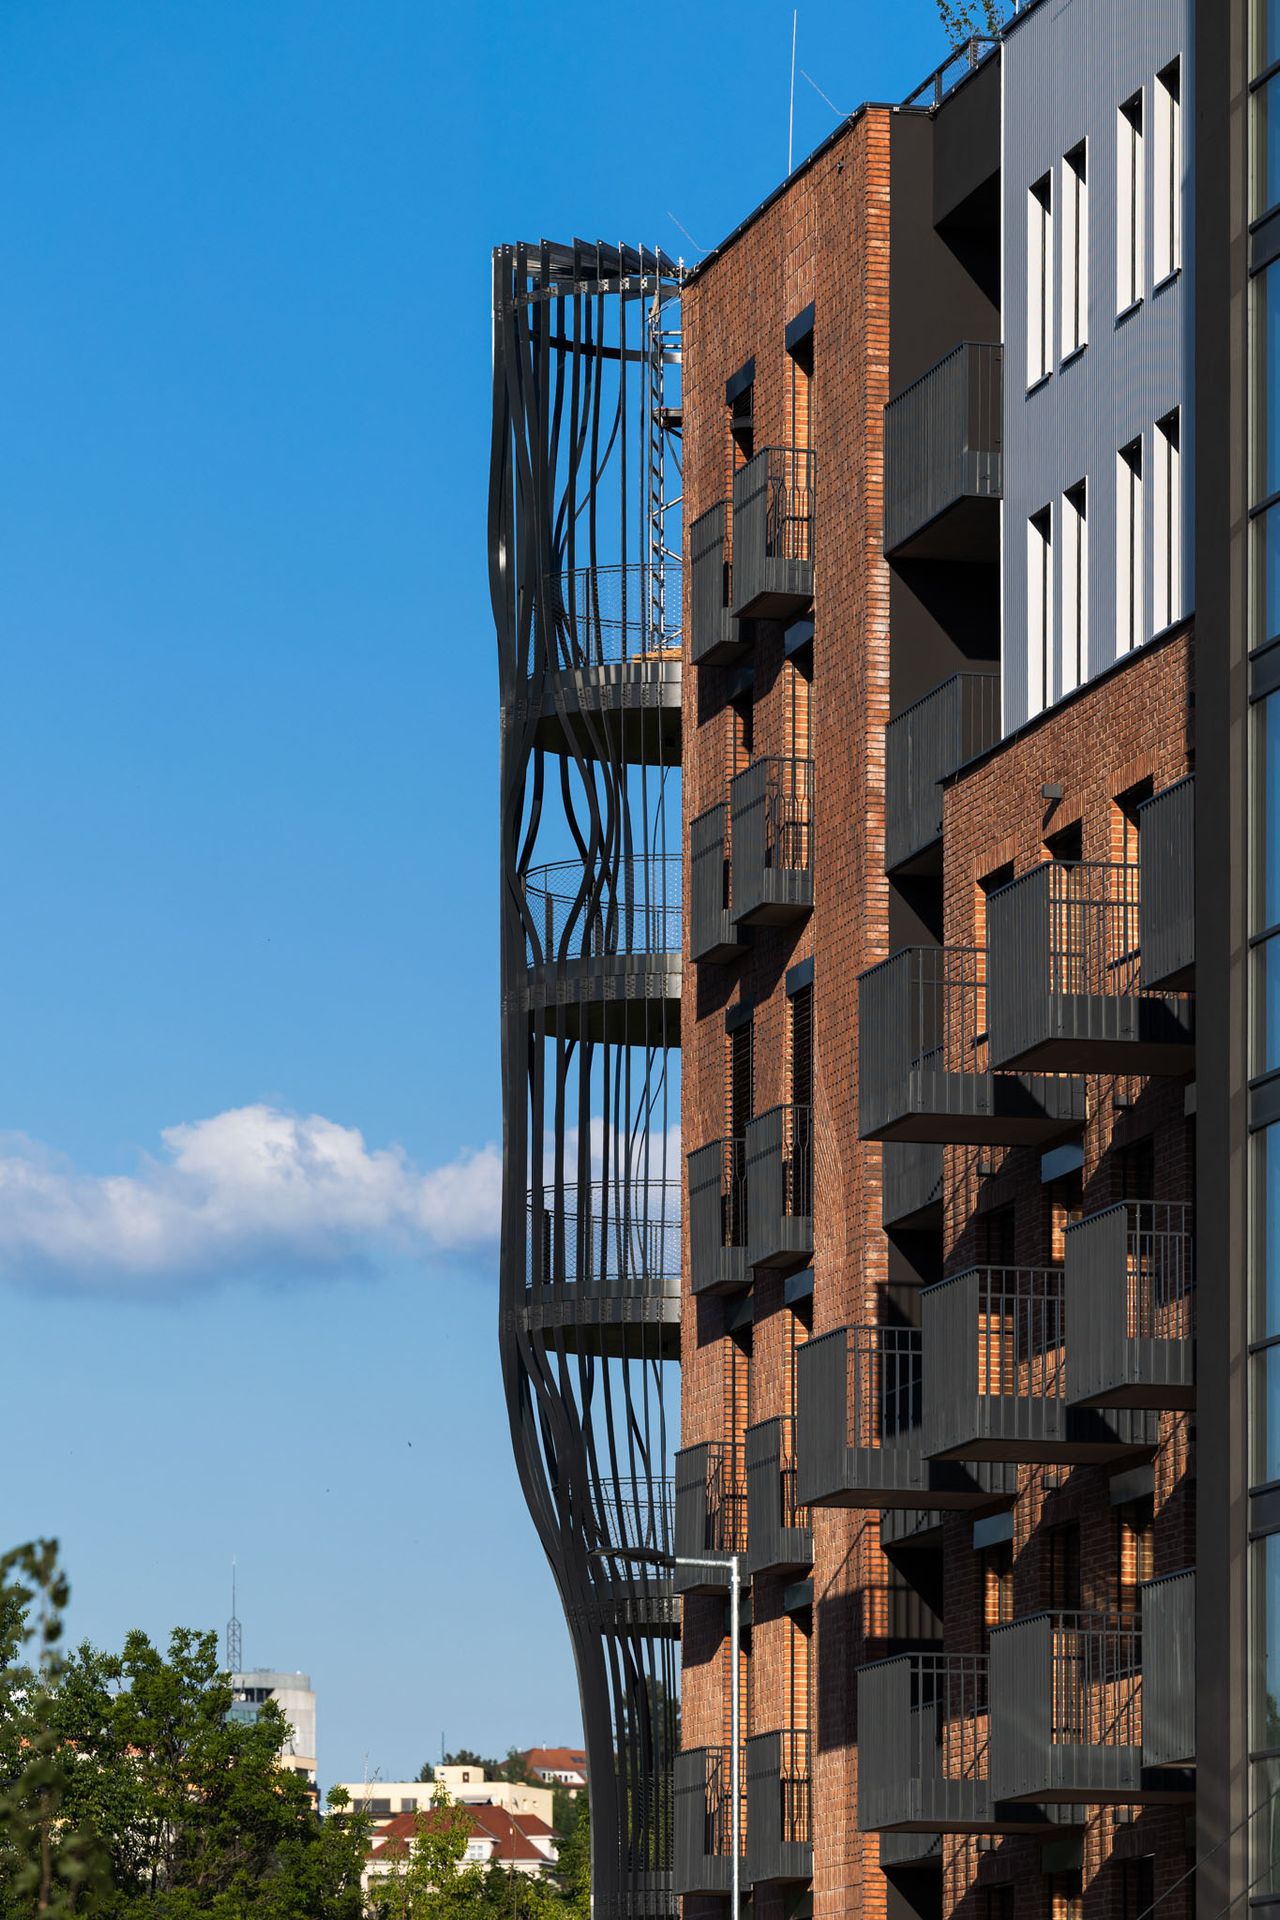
[367,1786,487,1920]
[934,0,1005,50]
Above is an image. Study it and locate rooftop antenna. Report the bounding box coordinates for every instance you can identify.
[788,10,798,173]
[226,1559,242,1675]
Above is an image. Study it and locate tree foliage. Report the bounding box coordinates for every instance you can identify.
[934,0,1005,50]
[371,1784,589,1920]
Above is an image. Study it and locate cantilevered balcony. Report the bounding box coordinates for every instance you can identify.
[1064,1203,1195,1410]
[746,1105,812,1271]
[858,1654,1035,1834]
[674,1442,746,1593]
[922,1268,1158,1464]
[690,802,748,965]
[524,1180,680,1359]
[730,757,813,926]
[587,1477,680,1637]
[989,1608,1193,1805]
[746,1731,812,1885]
[796,1324,1018,1511]
[521,855,681,1045]
[882,1142,944,1231]
[1139,777,1195,990]
[690,502,743,666]
[688,1136,750,1294]
[885,673,1001,874]
[1141,1569,1195,1769]
[536,562,682,765]
[986,863,1194,1075]
[731,447,815,618]
[859,948,1085,1146]
[745,1417,812,1578]
[883,342,1002,560]
[674,1747,743,1896]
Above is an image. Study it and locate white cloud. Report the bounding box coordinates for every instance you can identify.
[0,1106,501,1293]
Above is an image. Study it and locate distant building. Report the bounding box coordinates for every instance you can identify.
[522,1747,587,1794]
[228,1670,316,1783]
[362,1801,558,1897]
[333,1767,554,1829]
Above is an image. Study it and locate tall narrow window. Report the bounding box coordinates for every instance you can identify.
[1061,142,1088,357]
[1153,407,1182,633]
[1027,171,1054,386]
[788,327,813,452]
[1117,436,1144,653]
[1062,480,1088,695]
[1028,505,1053,713]
[1117,90,1145,313]
[1154,59,1182,283]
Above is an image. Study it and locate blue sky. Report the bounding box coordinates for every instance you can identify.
[0,0,975,1788]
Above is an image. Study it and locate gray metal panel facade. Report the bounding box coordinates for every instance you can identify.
[1002,0,1193,731]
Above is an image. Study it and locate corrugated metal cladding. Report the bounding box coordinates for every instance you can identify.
[1001,0,1193,732]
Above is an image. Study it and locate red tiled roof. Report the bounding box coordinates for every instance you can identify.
[368,1803,552,1867]
[523,1746,587,1776]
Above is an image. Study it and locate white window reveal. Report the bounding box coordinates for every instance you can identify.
[1117,436,1145,654]
[1154,58,1182,285]
[1027,171,1054,388]
[1061,142,1088,358]
[1153,408,1182,633]
[1062,480,1088,696]
[1117,90,1145,313]
[1028,505,1054,714]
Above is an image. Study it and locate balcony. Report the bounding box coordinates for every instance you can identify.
[674,1442,746,1593]
[746,1731,811,1885]
[745,1417,812,1577]
[690,502,742,666]
[521,855,681,1045]
[731,447,815,618]
[587,1477,680,1637]
[987,863,1194,1075]
[746,1105,812,1271]
[882,1142,944,1231]
[795,1324,1018,1511]
[690,803,748,965]
[730,757,813,926]
[525,1180,680,1360]
[922,1268,1158,1464]
[537,562,682,765]
[1141,1569,1195,1768]
[883,342,1002,560]
[1138,777,1195,989]
[674,1747,742,1896]
[990,1609,1192,1805]
[859,1654,1023,1834]
[885,673,1001,874]
[688,1136,750,1294]
[858,948,1086,1146]
[1064,1202,1194,1410]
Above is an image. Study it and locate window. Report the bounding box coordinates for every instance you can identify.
[729,383,754,468]
[1253,1531,1280,1751]
[1256,261,1280,504]
[1154,61,1182,283]
[1117,91,1145,313]
[1118,1136,1156,1203]
[1120,1857,1155,1920]
[1117,1495,1155,1610]
[788,327,813,452]
[1153,408,1182,633]
[1061,143,1088,356]
[1028,505,1053,712]
[1061,481,1088,694]
[1048,1870,1083,1920]
[1028,172,1054,386]
[1048,1523,1081,1611]
[981,1541,1014,1634]
[1117,437,1144,654]
[979,1889,1014,1920]
[729,1018,753,1141]
[979,1205,1016,1267]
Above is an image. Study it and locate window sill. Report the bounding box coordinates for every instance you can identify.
[1025,370,1053,397]
[1115,296,1144,325]
[1153,265,1182,296]
[1059,342,1087,371]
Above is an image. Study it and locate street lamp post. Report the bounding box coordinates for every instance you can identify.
[590,1545,743,1920]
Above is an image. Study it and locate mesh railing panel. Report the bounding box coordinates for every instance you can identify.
[522,855,682,963]
[547,562,683,668]
[847,1326,924,1447]
[526,1180,682,1292]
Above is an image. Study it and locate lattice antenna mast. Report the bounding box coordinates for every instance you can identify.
[645,265,683,649]
[226,1560,242,1674]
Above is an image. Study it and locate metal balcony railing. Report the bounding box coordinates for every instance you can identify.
[746,1104,813,1270]
[990,1611,1152,1804]
[1065,1202,1194,1409]
[526,1179,681,1302]
[731,447,816,618]
[882,1141,945,1229]
[746,1730,811,1884]
[885,673,1001,871]
[730,757,814,925]
[1138,776,1195,988]
[674,1746,745,1893]
[690,802,747,964]
[522,855,682,968]
[745,1415,812,1576]
[690,502,741,666]
[924,1267,1064,1459]
[987,861,1194,1073]
[858,945,1085,1145]
[883,343,1003,557]
[589,1476,676,1565]
[1141,1569,1195,1768]
[674,1441,747,1591]
[849,1326,925,1444]
[858,1653,991,1832]
[688,1134,750,1293]
[547,562,683,669]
